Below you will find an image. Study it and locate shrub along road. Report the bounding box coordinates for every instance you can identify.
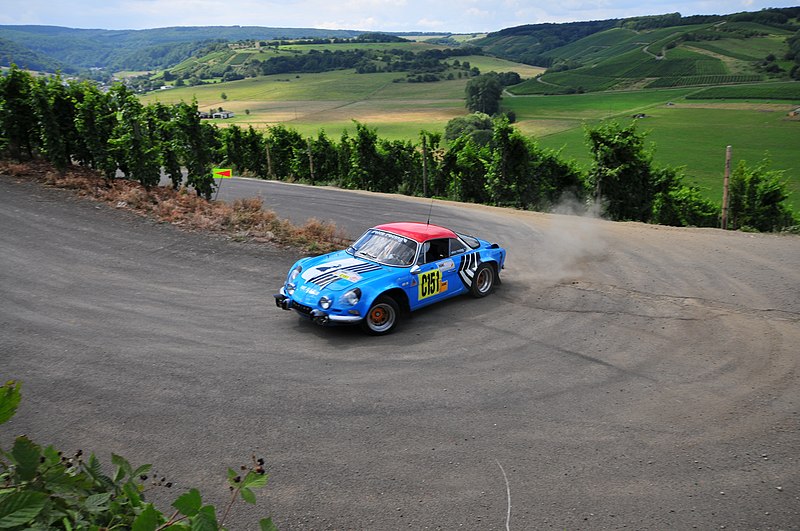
[1,174,799,529]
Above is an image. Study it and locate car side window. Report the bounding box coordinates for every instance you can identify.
[449,238,467,256]
[418,239,449,264]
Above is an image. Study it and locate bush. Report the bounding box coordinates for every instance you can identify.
[651,167,720,227]
[728,160,797,232]
[0,380,278,530]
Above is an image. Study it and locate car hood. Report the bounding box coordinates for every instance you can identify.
[295,251,392,294]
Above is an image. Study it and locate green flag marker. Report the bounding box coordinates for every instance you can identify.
[213,168,232,179]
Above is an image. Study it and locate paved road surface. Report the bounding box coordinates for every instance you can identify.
[2,175,799,529]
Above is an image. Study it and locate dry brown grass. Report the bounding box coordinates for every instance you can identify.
[0,160,349,254]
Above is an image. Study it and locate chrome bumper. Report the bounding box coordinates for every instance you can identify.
[274,292,361,325]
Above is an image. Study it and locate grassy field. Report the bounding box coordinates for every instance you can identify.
[142,55,541,140]
[457,55,544,78]
[689,35,789,62]
[142,71,470,138]
[688,82,800,100]
[522,94,800,208]
[280,41,443,52]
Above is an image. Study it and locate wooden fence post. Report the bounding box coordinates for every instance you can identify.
[307,138,315,183]
[265,141,274,179]
[721,145,731,230]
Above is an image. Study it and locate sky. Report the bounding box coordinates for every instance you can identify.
[1,0,798,33]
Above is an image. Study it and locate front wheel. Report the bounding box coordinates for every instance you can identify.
[470,263,495,298]
[361,295,400,335]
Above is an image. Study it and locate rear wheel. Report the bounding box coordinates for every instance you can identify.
[470,263,495,298]
[361,295,400,335]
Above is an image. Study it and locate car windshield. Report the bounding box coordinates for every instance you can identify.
[347,229,418,267]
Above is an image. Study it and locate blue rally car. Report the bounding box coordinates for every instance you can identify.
[274,221,507,335]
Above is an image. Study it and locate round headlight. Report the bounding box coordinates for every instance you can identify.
[289,265,302,282]
[286,282,296,295]
[319,296,332,310]
[341,288,361,306]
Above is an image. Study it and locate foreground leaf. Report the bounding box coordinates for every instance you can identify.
[0,491,47,529]
[10,436,41,482]
[241,471,268,489]
[84,492,112,513]
[0,381,21,425]
[239,487,256,505]
[112,453,133,482]
[131,503,160,531]
[172,488,202,517]
[190,505,217,531]
[259,517,278,531]
[123,481,143,508]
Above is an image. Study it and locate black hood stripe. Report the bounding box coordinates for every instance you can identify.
[308,262,381,287]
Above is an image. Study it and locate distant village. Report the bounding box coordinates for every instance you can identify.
[198,109,235,119]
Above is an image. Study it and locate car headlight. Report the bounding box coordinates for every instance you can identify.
[319,296,332,310]
[285,265,302,295]
[341,288,361,307]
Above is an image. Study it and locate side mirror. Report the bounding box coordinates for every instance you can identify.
[410,265,421,275]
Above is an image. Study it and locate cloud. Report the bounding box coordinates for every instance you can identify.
[416,18,445,29]
[342,0,408,7]
[466,7,490,17]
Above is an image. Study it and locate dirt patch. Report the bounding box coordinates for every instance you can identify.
[0,160,347,253]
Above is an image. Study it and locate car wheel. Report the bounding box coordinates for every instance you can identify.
[470,263,495,298]
[361,295,400,335]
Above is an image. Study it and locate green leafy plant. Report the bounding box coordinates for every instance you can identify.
[728,159,797,232]
[0,380,277,530]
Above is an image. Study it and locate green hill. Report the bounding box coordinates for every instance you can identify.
[503,9,800,95]
[0,36,67,72]
[0,25,365,73]
[474,19,619,65]
[141,39,486,92]
[4,6,799,81]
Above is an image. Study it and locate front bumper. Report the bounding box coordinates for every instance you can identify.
[274,290,362,326]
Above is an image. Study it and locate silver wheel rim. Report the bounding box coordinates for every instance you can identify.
[476,267,493,294]
[367,302,396,333]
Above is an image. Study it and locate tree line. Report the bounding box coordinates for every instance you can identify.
[1,65,795,231]
[165,45,486,88]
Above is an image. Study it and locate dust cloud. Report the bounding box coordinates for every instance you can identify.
[506,197,608,287]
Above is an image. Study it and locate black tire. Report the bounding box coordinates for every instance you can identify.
[361,295,400,335]
[470,263,495,298]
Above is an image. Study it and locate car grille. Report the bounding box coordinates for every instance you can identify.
[291,301,314,316]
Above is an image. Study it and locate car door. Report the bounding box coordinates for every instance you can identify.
[408,238,466,309]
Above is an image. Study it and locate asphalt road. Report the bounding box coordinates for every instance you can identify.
[2,174,799,529]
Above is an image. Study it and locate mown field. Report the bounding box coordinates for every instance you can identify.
[142,55,544,139]
[521,92,800,207]
[142,71,469,138]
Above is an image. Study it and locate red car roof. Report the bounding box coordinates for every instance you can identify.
[373,222,457,243]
